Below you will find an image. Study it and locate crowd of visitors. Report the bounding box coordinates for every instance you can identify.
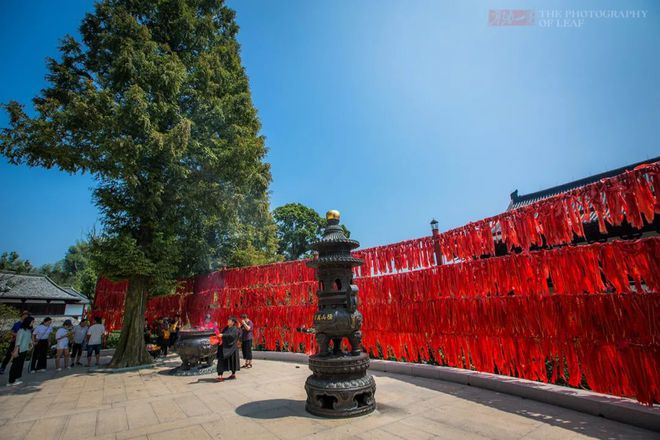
[1,312,107,386]
[1,310,255,386]
[143,315,182,357]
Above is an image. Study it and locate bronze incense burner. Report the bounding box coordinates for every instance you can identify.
[304,210,376,417]
[172,329,217,376]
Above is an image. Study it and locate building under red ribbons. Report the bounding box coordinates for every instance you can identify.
[507,156,659,243]
[93,159,659,405]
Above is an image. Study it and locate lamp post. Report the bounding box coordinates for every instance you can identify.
[304,210,376,417]
[430,218,443,265]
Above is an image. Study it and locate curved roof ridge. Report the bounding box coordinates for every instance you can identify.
[508,156,659,210]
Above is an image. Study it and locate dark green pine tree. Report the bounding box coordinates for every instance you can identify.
[1,0,278,367]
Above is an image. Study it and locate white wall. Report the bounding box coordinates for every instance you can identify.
[64,304,85,317]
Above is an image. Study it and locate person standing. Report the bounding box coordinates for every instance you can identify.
[169,314,181,348]
[0,311,29,375]
[216,317,241,382]
[158,318,170,357]
[203,313,215,330]
[30,317,53,373]
[55,320,73,371]
[70,319,89,367]
[144,320,151,344]
[7,316,35,386]
[86,317,106,367]
[239,313,254,369]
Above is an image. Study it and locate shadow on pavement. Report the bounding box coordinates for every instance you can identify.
[192,378,218,384]
[236,398,308,419]
[370,370,655,440]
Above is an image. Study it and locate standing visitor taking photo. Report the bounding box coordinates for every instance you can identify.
[240,313,254,369]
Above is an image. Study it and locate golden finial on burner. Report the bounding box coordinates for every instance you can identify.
[326,210,340,220]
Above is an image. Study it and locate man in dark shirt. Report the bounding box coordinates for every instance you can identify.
[240,313,254,369]
[0,311,29,374]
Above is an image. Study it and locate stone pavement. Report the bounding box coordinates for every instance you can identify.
[0,354,656,440]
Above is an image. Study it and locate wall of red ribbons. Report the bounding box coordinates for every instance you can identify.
[93,162,659,404]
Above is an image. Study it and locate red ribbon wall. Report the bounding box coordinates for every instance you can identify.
[93,163,660,404]
[93,278,128,331]
[357,238,659,405]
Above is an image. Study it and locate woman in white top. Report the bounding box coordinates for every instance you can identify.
[30,317,53,373]
[55,320,73,371]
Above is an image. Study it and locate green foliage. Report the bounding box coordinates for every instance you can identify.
[106,331,121,349]
[0,304,20,329]
[272,203,350,260]
[39,241,98,298]
[225,223,282,268]
[1,0,278,364]
[273,203,324,260]
[0,252,32,273]
[0,0,277,286]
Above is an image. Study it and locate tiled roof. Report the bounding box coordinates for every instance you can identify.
[0,272,87,303]
[62,286,91,304]
[507,156,659,211]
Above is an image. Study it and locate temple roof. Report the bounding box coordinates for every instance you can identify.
[62,286,91,304]
[0,271,88,303]
[508,156,659,211]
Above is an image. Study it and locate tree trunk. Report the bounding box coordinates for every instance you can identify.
[109,276,152,368]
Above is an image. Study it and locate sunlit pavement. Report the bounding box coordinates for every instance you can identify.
[0,354,655,440]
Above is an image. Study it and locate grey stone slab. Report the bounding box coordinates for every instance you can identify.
[0,355,657,440]
[96,406,129,435]
[252,351,660,432]
[62,410,98,438]
[2,420,36,440]
[25,415,67,440]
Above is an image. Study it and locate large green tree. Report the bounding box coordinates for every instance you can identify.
[1,0,277,367]
[273,203,324,260]
[273,203,350,260]
[39,241,98,299]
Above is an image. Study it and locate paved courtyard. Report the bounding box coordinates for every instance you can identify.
[0,354,656,440]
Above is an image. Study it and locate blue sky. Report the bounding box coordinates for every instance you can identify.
[1,0,658,266]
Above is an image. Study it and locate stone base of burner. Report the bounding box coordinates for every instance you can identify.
[305,353,376,418]
[169,362,216,376]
